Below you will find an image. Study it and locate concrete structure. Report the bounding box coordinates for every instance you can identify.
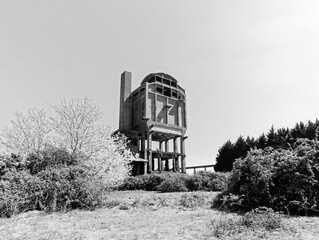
[186,164,215,174]
[118,71,188,175]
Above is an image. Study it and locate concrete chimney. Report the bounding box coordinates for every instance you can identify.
[119,71,132,130]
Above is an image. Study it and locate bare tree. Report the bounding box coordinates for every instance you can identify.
[50,97,132,185]
[1,98,132,186]
[1,108,51,156]
[50,97,102,158]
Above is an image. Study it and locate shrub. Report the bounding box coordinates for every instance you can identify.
[186,171,229,192]
[0,169,45,217]
[241,207,282,230]
[179,193,206,208]
[144,173,166,191]
[221,140,319,215]
[212,207,285,239]
[118,171,230,192]
[156,177,188,192]
[118,176,145,190]
[0,148,111,217]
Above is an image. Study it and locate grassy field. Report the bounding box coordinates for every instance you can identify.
[1,191,319,240]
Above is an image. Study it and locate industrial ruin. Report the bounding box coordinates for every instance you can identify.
[118,71,187,175]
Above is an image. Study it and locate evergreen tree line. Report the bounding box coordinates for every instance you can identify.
[214,119,319,172]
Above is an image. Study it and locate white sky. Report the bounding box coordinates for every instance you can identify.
[1,0,319,166]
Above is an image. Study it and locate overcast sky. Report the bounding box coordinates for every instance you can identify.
[1,0,319,166]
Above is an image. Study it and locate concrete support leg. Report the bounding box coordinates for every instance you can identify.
[173,137,178,154]
[159,141,163,151]
[173,137,178,172]
[175,157,180,172]
[165,140,169,152]
[144,162,147,175]
[158,155,162,172]
[147,133,152,173]
[142,137,147,160]
[165,159,169,171]
[180,136,186,173]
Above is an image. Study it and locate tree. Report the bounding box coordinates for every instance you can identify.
[50,98,103,159]
[214,140,235,172]
[50,97,132,186]
[1,98,132,188]
[256,133,267,149]
[0,108,51,156]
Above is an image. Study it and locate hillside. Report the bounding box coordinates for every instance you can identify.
[1,191,319,240]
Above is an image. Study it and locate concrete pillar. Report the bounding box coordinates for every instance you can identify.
[173,137,178,154]
[175,157,180,172]
[147,133,153,172]
[159,141,163,151]
[173,137,179,172]
[165,159,169,171]
[158,155,162,172]
[144,162,147,175]
[142,137,147,160]
[165,140,169,152]
[180,136,186,173]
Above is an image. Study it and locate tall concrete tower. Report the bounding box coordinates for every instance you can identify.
[119,71,132,130]
[118,71,187,175]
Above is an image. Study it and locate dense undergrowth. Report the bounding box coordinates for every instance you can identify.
[214,138,319,216]
[0,147,110,218]
[118,171,230,193]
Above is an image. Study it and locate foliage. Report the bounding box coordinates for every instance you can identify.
[241,207,282,230]
[156,176,188,192]
[217,139,319,215]
[0,98,132,190]
[0,98,133,218]
[0,108,51,156]
[50,98,132,186]
[143,173,166,191]
[212,207,285,239]
[117,176,145,190]
[215,119,319,172]
[179,193,206,208]
[119,171,230,193]
[0,148,111,218]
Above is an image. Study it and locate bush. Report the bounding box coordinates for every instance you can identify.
[157,177,188,192]
[118,171,230,193]
[179,193,206,208]
[0,148,109,218]
[188,171,229,191]
[241,207,282,230]
[144,173,166,191]
[212,207,285,239]
[118,176,145,190]
[221,140,319,215]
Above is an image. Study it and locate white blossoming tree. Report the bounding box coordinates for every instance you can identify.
[1,98,132,188]
[0,108,51,156]
[50,97,132,186]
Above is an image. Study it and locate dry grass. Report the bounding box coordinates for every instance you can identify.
[0,191,319,240]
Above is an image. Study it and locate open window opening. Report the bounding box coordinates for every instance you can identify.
[171,82,177,88]
[156,85,163,94]
[163,79,170,86]
[163,87,171,97]
[172,90,177,98]
[155,76,162,83]
[148,76,155,83]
